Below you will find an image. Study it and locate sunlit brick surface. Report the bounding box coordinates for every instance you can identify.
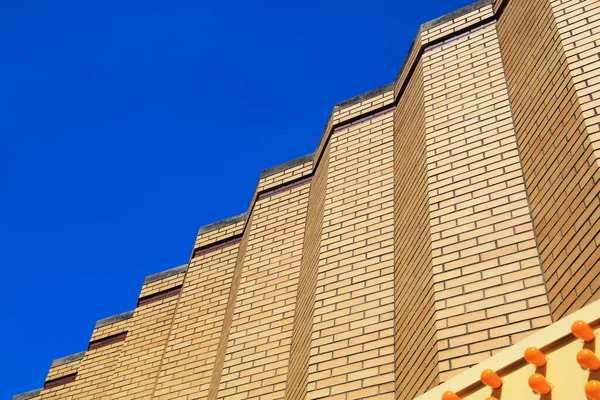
[216,180,311,400]
[14,1,600,399]
[153,243,240,399]
[423,21,551,381]
[307,110,395,400]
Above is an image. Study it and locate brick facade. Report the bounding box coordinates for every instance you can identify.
[14,0,600,399]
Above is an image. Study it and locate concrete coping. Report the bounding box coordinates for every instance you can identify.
[50,351,86,368]
[94,310,134,329]
[13,389,42,400]
[197,213,247,235]
[333,83,394,111]
[259,153,315,179]
[335,0,494,112]
[420,0,493,31]
[143,264,188,284]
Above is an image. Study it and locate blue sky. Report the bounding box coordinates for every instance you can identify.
[1,0,472,396]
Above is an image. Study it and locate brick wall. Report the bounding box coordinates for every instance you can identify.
[307,107,395,400]
[216,176,311,399]
[14,1,600,400]
[498,0,600,320]
[423,20,551,381]
[394,59,439,399]
[286,146,329,400]
[153,234,241,399]
[39,316,132,399]
[104,290,179,399]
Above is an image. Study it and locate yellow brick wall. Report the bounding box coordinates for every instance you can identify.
[550,0,600,315]
[393,59,439,399]
[257,160,313,192]
[331,91,395,126]
[216,180,311,400]
[45,356,83,382]
[16,3,600,400]
[196,219,245,248]
[423,21,551,381]
[140,269,185,298]
[307,110,395,400]
[153,240,241,399]
[552,0,600,154]
[39,317,131,399]
[208,214,254,400]
[286,146,329,400]
[104,288,181,398]
[498,0,600,320]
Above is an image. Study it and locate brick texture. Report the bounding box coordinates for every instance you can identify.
[14,2,600,400]
[39,318,131,399]
[498,0,600,320]
[286,146,329,400]
[216,178,310,400]
[394,59,439,399]
[154,230,242,399]
[307,109,395,400]
[422,20,551,381]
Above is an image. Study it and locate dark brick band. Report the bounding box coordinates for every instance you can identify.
[88,331,128,351]
[43,373,77,389]
[333,106,396,133]
[138,285,182,307]
[192,235,243,258]
[257,175,313,200]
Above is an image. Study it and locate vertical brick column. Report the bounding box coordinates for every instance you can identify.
[153,245,241,399]
[153,222,244,399]
[307,106,395,400]
[393,59,439,399]
[498,0,600,320]
[534,0,600,318]
[208,215,254,400]
[215,177,311,400]
[551,0,600,154]
[423,21,551,381]
[285,147,329,400]
[104,270,185,399]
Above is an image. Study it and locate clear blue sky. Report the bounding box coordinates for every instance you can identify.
[1,0,472,396]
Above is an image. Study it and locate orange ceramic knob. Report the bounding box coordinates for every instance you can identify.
[524,346,546,367]
[528,373,551,395]
[480,369,502,389]
[572,320,595,341]
[586,380,600,400]
[485,397,498,400]
[441,391,461,400]
[577,349,600,370]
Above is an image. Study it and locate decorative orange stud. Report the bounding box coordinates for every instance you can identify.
[577,349,600,371]
[480,369,502,389]
[572,320,595,341]
[586,380,600,400]
[441,391,461,400]
[528,373,551,395]
[524,346,547,367]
